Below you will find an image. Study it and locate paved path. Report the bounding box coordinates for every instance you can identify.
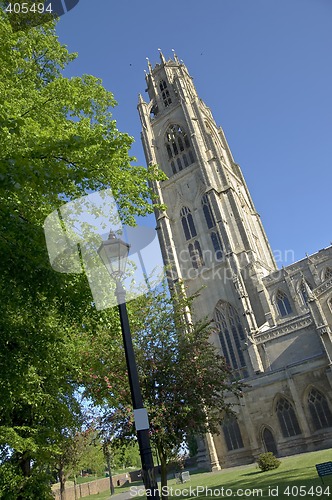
[106,486,145,500]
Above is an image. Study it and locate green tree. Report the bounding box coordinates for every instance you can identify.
[98,283,242,499]
[54,430,90,500]
[0,11,164,498]
[76,433,106,477]
[54,428,106,500]
[110,442,141,470]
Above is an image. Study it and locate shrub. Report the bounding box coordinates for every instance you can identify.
[257,452,281,472]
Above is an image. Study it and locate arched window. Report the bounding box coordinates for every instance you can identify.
[276,290,292,317]
[188,240,204,269]
[202,195,223,262]
[276,397,301,437]
[214,301,247,379]
[211,232,223,261]
[159,80,172,107]
[202,194,215,229]
[308,388,332,430]
[165,125,195,174]
[180,207,197,241]
[324,268,332,281]
[222,417,244,451]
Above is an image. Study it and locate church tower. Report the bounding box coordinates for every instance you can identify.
[138,51,277,375]
[137,51,332,469]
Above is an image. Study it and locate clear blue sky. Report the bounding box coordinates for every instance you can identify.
[56,0,332,267]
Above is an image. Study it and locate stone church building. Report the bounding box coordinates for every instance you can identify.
[137,51,332,468]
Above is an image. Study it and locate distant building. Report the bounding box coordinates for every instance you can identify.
[137,51,332,468]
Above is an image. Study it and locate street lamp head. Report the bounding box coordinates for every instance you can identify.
[97,230,130,280]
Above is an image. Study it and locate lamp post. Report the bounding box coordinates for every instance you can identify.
[98,231,159,499]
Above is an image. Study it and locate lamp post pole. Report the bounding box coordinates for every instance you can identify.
[115,281,159,498]
[97,231,159,499]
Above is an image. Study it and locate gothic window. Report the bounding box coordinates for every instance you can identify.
[308,388,332,430]
[188,150,195,164]
[202,195,223,262]
[159,80,172,107]
[276,397,301,438]
[276,290,292,317]
[165,125,195,175]
[222,417,244,451]
[211,232,223,260]
[176,158,183,171]
[180,207,197,241]
[188,240,204,269]
[324,268,332,281]
[214,301,247,379]
[202,194,215,229]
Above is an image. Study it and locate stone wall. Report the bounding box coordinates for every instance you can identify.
[52,473,130,500]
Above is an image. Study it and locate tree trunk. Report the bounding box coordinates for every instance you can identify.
[158,446,168,500]
[74,475,78,500]
[103,443,115,495]
[59,468,67,500]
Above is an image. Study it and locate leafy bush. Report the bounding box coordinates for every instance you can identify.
[257,452,281,472]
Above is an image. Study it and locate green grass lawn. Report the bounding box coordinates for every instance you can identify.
[88,448,332,499]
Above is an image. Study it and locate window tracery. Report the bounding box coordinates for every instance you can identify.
[276,397,301,437]
[165,125,195,175]
[188,240,204,269]
[180,207,196,241]
[180,207,204,269]
[201,194,223,261]
[308,388,332,430]
[214,301,247,379]
[222,417,244,451]
[276,290,292,317]
[159,80,172,107]
[324,268,332,281]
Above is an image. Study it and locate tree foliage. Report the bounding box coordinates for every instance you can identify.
[54,428,106,500]
[0,11,164,498]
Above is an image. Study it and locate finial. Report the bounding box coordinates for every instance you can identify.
[138,93,145,104]
[171,48,180,64]
[158,48,166,64]
[146,57,152,73]
[108,229,117,241]
[303,278,315,301]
